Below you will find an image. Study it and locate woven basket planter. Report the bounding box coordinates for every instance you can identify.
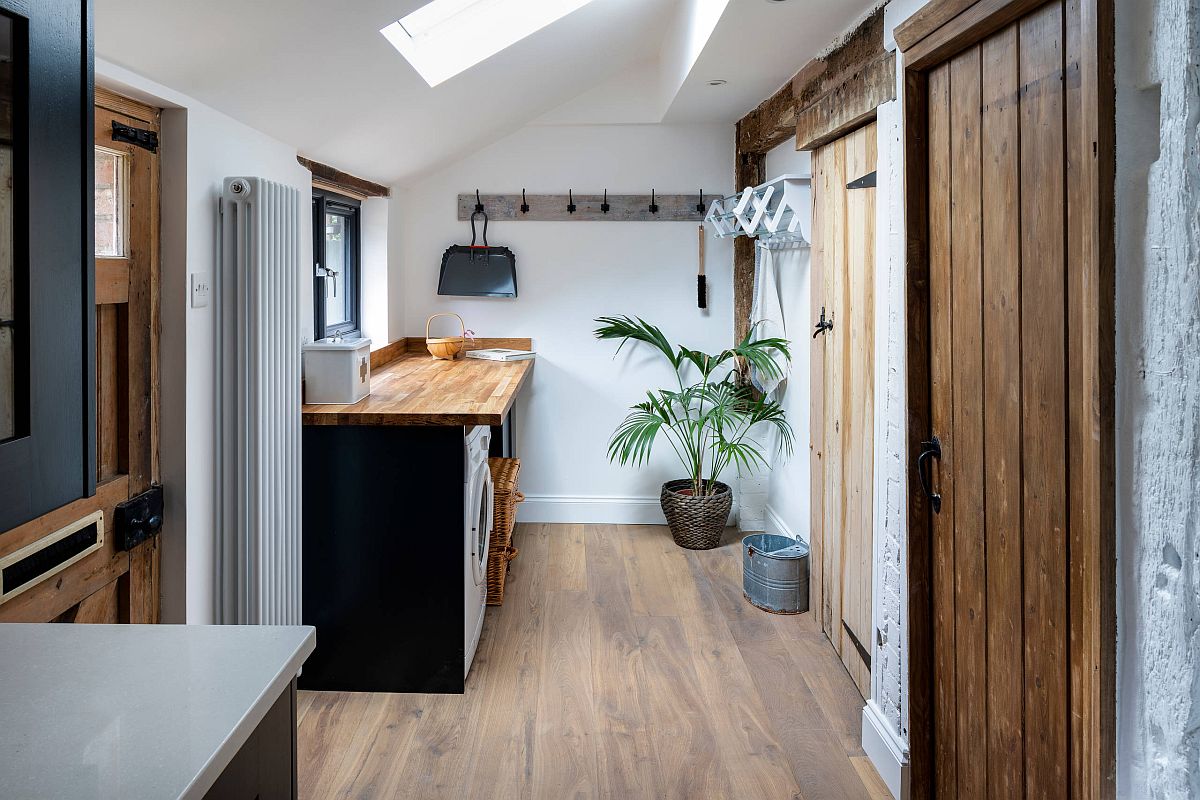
[660,479,732,550]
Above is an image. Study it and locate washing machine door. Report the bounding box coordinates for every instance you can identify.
[470,463,493,586]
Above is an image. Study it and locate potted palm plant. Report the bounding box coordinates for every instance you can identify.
[595,315,794,550]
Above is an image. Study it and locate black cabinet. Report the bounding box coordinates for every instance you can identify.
[0,0,95,531]
[301,424,468,694]
[203,680,298,800]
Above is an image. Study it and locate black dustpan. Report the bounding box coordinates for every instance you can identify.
[438,210,518,298]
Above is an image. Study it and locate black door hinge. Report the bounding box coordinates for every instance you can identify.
[112,120,159,153]
[114,484,165,551]
[847,171,877,190]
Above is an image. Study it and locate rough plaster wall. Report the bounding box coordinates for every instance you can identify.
[1116,0,1200,796]
[871,87,908,742]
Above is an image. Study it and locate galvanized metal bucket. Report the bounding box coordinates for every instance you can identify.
[742,534,810,614]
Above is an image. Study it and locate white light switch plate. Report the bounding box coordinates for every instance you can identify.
[190,272,211,308]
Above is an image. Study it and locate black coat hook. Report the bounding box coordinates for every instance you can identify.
[567,189,576,214]
[521,189,529,214]
[649,189,658,214]
[696,190,705,213]
[474,189,484,213]
[601,189,610,214]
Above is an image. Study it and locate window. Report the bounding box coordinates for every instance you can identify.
[313,189,360,340]
[94,148,127,258]
[380,0,596,87]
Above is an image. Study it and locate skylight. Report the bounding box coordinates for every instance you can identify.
[381,0,597,87]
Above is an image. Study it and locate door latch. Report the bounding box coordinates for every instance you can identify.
[813,306,834,338]
[111,120,159,153]
[113,485,165,551]
[916,437,942,514]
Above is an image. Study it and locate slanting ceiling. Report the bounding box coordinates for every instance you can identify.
[95,0,875,185]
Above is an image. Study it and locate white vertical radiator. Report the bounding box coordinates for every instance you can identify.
[216,177,302,625]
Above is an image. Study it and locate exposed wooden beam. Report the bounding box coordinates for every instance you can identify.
[795,51,895,151]
[732,147,765,344]
[297,156,391,199]
[736,79,797,156]
[792,5,894,151]
[893,0,979,53]
[793,6,888,109]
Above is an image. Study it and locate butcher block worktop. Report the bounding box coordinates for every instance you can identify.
[303,349,533,426]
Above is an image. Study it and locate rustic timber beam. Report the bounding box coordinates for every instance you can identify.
[791,5,894,151]
[795,51,895,151]
[893,0,978,52]
[736,79,797,156]
[732,146,766,344]
[297,156,391,199]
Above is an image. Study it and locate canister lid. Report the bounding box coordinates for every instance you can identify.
[303,337,372,351]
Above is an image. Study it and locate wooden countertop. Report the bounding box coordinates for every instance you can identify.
[302,351,533,426]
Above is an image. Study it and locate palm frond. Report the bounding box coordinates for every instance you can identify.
[598,315,795,482]
[594,315,680,369]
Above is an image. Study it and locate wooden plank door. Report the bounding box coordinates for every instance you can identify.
[0,88,161,623]
[810,121,876,697]
[906,0,1115,796]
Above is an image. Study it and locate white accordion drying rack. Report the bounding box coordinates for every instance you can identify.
[705,174,811,245]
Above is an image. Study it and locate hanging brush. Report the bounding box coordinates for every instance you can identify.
[697,224,708,309]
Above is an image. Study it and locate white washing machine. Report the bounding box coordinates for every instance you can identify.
[464,425,493,678]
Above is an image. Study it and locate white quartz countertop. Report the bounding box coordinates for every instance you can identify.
[0,623,315,800]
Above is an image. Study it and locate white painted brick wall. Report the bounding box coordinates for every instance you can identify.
[1115,0,1200,797]
[871,86,909,742]
[738,475,769,532]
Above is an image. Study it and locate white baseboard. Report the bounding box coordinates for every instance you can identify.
[518,494,738,526]
[861,701,910,800]
[765,504,803,542]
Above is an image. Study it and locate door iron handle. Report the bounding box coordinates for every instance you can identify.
[917,436,942,514]
[813,306,834,338]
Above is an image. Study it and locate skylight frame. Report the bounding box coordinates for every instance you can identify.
[381,0,597,88]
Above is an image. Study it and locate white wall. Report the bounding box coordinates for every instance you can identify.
[1114,0,1200,797]
[360,197,391,346]
[395,124,735,522]
[761,143,812,543]
[96,60,312,624]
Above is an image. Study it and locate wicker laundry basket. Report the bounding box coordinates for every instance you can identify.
[486,457,523,606]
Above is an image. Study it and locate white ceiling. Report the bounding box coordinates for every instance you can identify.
[96,0,874,185]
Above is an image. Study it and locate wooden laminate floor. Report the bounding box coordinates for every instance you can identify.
[297,523,890,800]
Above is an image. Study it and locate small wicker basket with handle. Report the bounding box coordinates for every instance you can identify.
[426,312,467,360]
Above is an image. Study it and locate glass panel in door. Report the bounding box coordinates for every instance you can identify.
[0,13,20,443]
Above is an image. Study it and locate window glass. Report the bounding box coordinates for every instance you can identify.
[312,190,359,340]
[94,148,125,257]
[0,13,18,442]
[324,211,349,328]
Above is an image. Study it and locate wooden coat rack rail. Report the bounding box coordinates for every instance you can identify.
[456,192,724,222]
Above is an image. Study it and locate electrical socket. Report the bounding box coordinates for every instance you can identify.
[190,272,211,308]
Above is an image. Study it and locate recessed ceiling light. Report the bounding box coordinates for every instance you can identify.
[381,0,598,87]
[708,79,728,86]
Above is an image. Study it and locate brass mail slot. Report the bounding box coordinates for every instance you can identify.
[0,510,105,605]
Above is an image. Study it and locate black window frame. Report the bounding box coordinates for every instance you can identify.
[312,188,361,341]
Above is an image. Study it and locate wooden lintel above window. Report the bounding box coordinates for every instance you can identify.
[297,156,391,199]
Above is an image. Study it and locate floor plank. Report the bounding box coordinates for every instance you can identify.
[298,523,886,799]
